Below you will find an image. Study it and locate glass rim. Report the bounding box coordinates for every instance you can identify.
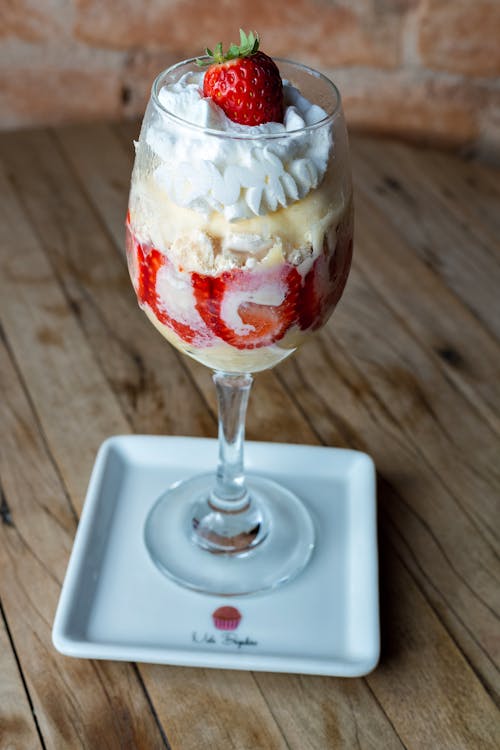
[151,56,342,140]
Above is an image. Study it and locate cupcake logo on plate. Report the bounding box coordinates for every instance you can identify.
[212,605,242,631]
[192,605,257,648]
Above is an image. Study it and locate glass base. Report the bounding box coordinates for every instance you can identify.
[144,473,315,596]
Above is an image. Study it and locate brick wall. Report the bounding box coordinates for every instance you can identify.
[1,0,499,158]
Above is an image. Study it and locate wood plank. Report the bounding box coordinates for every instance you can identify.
[279,331,500,704]
[0,125,408,746]
[0,353,167,750]
[336,264,500,546]
[352,135,500,256]
[254,670,406,750]
[137,667,290,750]
[0,128,215,446]
[0,136,310,750]
[366,540,500,750]
[49,123,500,743]
[386,142,500,241]
[278,355,500,742]
[350,137,500,340]
[0,604,42,750]
[0,160,127,508]
[65,117,500,681]
[0,116,494,746]
[0,169,169,749]
[352,187,500,436]
[49,124,421,748]
[56,123,132,252]
[48,123,410,748]
[257,529,500,750]
[357,137,500,250]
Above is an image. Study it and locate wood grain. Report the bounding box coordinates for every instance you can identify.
[352,188,500,436]
[279,329,500,704]
[367,542,500,750]
[1,122,499,749]
[0,604,41,750]
[53,123,500,741]
[0,128,214,444]
[0,144,312,750]
[350,137,500,340]
[29,126,404,748]
[0,168,167,750]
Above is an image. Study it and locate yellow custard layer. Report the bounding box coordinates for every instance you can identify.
[129,161,350,274]
[144,306,305,373]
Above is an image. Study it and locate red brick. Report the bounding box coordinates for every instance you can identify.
[0,64,122,129]
[121,50,179,118]
[418,0,500,77]
[0,0,66,42]
[74,0,404,69]
[334,68,484,146]
[1,0,498,159]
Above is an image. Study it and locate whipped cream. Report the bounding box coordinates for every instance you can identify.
[145,72,331,222]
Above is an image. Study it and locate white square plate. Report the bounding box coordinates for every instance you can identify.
[52,436,379,676]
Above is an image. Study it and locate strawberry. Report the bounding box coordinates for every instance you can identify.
[192,266,301,349]
[136,245,163,309]
[298,230,353,331]
[126,224,199,345]
[200,30,284,126]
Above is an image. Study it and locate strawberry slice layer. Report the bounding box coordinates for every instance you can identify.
[298,226,353,331]
[126,224,200,345]
[193,266,301,350]
[126,215,352,354]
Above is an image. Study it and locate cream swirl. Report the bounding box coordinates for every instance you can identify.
[146,72,331,222]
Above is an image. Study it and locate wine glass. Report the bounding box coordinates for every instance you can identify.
[126,57,353,595]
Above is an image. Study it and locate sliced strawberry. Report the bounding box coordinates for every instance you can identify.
[298,228,353,331]
[193,266,301,349]
[137,244,164,308]
[126,225,200,345]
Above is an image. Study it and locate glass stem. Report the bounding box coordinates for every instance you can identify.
[191,370,268,553]
[210,371,252,511]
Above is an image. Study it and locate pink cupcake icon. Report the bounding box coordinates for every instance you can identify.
[212,606,242,630]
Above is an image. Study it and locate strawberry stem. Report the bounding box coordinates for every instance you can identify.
[197,29,260,67]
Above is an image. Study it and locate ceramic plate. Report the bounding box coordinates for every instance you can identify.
[53,436,379,676]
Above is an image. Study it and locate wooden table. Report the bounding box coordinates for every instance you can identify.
[0,122,499,750]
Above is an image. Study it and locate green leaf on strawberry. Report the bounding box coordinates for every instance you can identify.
[198,29,260,66]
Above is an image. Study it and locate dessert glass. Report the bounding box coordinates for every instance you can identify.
[126,58,353,595]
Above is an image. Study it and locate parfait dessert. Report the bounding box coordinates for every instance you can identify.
[126,32,353,595]
[126,31,352,373]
